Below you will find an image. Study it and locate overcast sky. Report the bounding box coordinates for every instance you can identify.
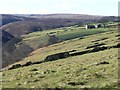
[0,0,119,16]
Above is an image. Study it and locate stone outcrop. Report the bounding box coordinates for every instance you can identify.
[44,52,69,62]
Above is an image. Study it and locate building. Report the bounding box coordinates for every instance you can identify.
[85,25,96,29]
[95,24,102,28]
[86,23,103,29]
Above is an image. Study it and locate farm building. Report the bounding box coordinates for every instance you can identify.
[85,25,96,29]
[86,23,103,29]
[95,24,102,28]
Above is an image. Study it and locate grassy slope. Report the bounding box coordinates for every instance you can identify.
[22,26,108,49]
[2,27,118,88]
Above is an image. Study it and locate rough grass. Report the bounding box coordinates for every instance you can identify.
[2,49,118,88]
[2,27,118,88]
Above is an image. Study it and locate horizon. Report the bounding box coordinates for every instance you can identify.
[12,13,116,17]
[0,0,119,16]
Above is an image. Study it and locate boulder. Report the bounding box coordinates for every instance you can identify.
[86,43,105,49]
[22,61,33,67]
[44,52,69,62]
[90,46,108,52]
[8,64,22,70]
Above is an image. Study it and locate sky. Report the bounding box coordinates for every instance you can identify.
[0,0,119,16]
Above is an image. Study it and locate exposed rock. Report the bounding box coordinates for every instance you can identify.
[90,46,108,52]
[32,61,43,64]
[30,68,38,71]
[115,34,120,37]
[101,38,108,40]
[8,61,43,70]
[43,70,56,74]
[22,61,32,67]
[97,61,110,65]
[70,50,90,56]
[91,39,101,42]
[38,76,45,78]
[16,83,21,86]
[69,50,77,53]
[86,43,105,49]
[8,64,22,70]
[32,79,39,82]
[68,81,86,86]
[8,43,119,70]
[44,52,69,62]
[113,43,120,48]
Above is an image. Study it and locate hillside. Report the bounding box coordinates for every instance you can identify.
[2,22,117,67]
[22,26,108,49]
[1,30,14,44]
[1,14,118,37]
[2,25,109,67]
[1,14,23,25]
[1,14,104,36]
[2,26,119,88]
[1,14,119,88]
[21,14,103,20]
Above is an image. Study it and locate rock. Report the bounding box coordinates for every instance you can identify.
[33,71,40,75]
[93,61,109,66]
[91,39,101,42]
[38,76,45,78]
[30,68,38,71]
[2,74,5,76]
[99,61,110,65]
[16,83,21,86]
[24,81,28,84]
[22,61,32,67]
[113,43,120,48]
[41,72,44,74]
[28,74,33,78]
[69,50,77,53]
[58,82,66,87]
[68,81,86,86]
[70,50,90,56]
[43,70,56,74]
[90,46,108,52]
[101,38,108,40]
[32,61,43,64]
[32,79,39,82]
[86,43,105,49]
[44,52,69,62]
[115,34,120,37]
[8,64,22,70]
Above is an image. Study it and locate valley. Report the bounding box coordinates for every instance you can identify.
[1,14,119,89]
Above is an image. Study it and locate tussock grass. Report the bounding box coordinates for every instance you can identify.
[2,27,118,88]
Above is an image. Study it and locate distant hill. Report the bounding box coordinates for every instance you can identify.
[1,14,22,25]
[1,14,104,36]
[1,14,118,36]
[98,16,118,23]
[22,14,103,20]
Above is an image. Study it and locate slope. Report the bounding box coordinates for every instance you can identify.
[2,27,118,88]
[1,14,104,36]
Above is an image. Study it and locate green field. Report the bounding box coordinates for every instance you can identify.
[22,26,108,49]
